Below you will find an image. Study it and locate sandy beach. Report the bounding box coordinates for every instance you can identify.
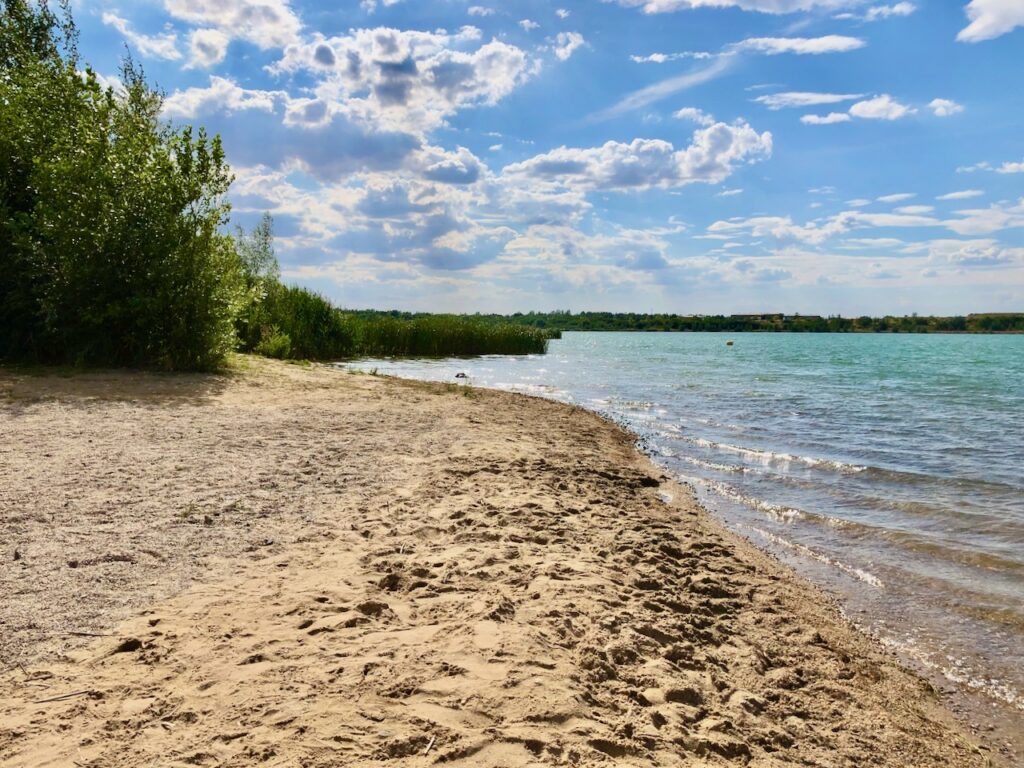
[0,358,995,767]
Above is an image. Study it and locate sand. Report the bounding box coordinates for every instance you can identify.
[0,358,996,767]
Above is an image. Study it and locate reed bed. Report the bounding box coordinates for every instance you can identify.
[241,286,551,360]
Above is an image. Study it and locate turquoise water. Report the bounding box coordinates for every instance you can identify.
[348,332,1024,738]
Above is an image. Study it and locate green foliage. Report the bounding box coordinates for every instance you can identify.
[350,313,550,356]
[0,1,242,370]
[254,327,292,359]
[233,217,549,361]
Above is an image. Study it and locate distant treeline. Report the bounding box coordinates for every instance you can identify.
[412,311,1024,334]
[0,2,546,369]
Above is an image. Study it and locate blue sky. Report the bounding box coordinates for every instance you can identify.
[76,0,1023,314]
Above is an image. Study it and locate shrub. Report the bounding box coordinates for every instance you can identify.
[0,1,242,370]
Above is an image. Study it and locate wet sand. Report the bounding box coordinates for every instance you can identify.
[0,358,998,766]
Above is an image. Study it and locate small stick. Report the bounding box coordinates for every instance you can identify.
[66,632,113,638]
[423,735,436,755]
[33,690,92,704]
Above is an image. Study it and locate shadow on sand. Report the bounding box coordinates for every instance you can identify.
[0,366,236,411]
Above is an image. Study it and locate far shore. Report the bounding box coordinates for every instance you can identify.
[0,358,999,767]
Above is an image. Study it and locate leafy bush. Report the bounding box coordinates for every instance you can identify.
[254,327,292,359]
[0,1,242,370]
[233,216,548,360]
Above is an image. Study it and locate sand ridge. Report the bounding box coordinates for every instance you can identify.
[0,359,993,766]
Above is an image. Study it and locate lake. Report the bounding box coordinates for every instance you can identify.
[348,331,1024,743]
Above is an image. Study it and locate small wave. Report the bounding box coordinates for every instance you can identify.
[679,436,867,474]
[688,476,805,524]
[741,524,884,588]
[875,635,1023,712]
[677,455,751,474]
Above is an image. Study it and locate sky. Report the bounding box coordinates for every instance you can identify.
[74,0,1024,315]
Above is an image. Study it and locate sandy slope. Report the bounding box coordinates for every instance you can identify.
[0,359,992,766]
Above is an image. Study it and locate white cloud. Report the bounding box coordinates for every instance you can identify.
[860,3,916,20]
[79,69,124,95]
[557,9,571,18]
[944,199,1024,234]
[756,91,862,109]
[592,56,732,120]
[553,32,585,60]
[734,35,865,54]
[504,121,772,192]
[937,190,983,200]
[717,188,744,196]
[928,98,964,116]
[188,28,229,68]
[362,0,404,13]
[957,0,1024,42]
[846,198,872,207]
[615,0,868,13]
[519,19,540,31]
[102,12,181,60]
[997,159,1024,173]
[895,205,934,214]
[674,106,715,125]
[878,193,915,202]
[849,94,915,120]
[271,28,535,133]
[489,144,503,152]
[957,161,992,173]
[163,0,302,49]
[912,239,1024,269]
[163,76,286,118]
[630,51,714,63]
[801,111,851,124]
[468,6,495,16]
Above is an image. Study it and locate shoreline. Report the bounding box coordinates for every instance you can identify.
[0,358,1000,766]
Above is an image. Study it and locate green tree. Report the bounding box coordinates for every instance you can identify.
[1,0,242,369]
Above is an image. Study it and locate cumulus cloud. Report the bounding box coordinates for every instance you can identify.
[913,239,1024,269]
[163,0,302,49]
[865,2,916,19]
[271,27,535,133]
[928,98,964,116]
[553,32,585,60]
[957,0,1024,42]
[801,111,851,124]
[519,19,540,31]
[163,76,286,118]
[674,106,715,125]
[755,91,862,109]
[944,199,1024,235]
[467,6,495,16]
[503,121,772,192]
[188,28,230,68]
[734,35,865,54]
[556,9,571,18]
[848,94,915,120]
[836,2,916,21]
[997,159,1024,173]
[102,12,181,60]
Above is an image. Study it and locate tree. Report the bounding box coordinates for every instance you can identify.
[0,0,243,369]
